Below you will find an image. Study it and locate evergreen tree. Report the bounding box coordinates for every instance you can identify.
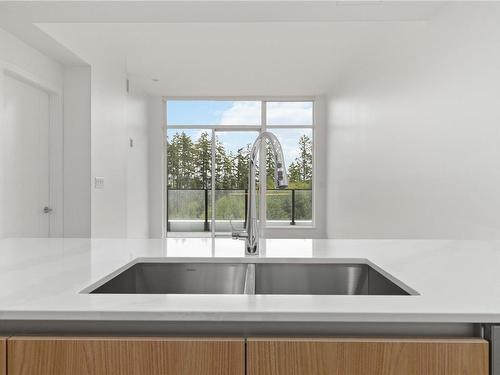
[297,134,313,183]
[177,132,195,188]
[222,151,236,188]
[167,133,181,188]
[214,136,226,189]
[288,162,302,184]
[194,131,211,189]
[235,145,250,189]
[166,135,174,187]
[287,134,313,189]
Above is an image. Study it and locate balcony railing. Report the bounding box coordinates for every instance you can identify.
[167,188,312,232]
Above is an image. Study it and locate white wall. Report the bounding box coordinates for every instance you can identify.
[126,83,150,238]
[17,29,151,239]
[148,96,164,238]
[91,65,153,239]
[63,66,91,237]
[326,3,500,239]
[0,28,63,239]
[0,28,63,88]
[22,31,146,238]
[90,57,128,238]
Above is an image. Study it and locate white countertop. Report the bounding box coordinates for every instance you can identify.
[1,238,499,323]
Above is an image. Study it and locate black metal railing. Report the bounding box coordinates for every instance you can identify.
[166,188,312,232]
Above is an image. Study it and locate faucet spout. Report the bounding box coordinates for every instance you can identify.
[232,131,288,255]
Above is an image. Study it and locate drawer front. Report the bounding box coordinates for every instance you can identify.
[247,338,489,375]
[0,337,6,375]
[8,337,244,375]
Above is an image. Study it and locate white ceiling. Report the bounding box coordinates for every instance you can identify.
[0,1,449,95]
[37,21,429,96]
[0,1,446,23]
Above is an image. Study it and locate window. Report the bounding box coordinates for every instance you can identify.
[165,99,314,236]
[166,128,212,233]
[167,100,261,126]
[266,101,313,126]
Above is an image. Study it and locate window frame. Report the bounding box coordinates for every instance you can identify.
[163,96,317,237]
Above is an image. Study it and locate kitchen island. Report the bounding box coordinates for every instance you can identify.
[0,238,498,374]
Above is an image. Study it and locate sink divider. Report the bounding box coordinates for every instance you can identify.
[244,264,256,295]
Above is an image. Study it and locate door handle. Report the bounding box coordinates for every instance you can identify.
[43,206,53,214]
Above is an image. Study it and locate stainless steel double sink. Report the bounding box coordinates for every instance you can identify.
[88,262,414,295]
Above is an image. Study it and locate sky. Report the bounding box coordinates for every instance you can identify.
[166,100,313,168]
[167,100,312,126]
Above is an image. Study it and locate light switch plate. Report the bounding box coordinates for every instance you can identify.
[94,177,105,189]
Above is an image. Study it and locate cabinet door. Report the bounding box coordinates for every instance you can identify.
[8,337,244,375]
[0,337,6,375]
[247,337,488,375]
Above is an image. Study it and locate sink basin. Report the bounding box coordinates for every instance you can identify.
[90,263,248,294]
[88,261,411,295]
[254,263,409,295]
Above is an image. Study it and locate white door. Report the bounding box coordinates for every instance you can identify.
[3,75,50,237]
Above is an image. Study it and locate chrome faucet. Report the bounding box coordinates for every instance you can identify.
[232,131,288,255]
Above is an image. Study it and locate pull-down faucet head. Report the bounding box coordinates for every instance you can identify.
[265,133,289,189]
[275,161,289,189]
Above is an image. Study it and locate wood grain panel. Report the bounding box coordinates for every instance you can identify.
[247,337,489,375]
[8,336,244,375]
[0,337,6,375]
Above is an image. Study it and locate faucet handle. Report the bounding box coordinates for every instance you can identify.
[232,231,248,240]
[229,219,247,239]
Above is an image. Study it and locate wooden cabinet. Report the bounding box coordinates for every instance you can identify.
[8,337,244,375]
[0,337,6,375]
[5,335,489,375]
[247,337,489,375]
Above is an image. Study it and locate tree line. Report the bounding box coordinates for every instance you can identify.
[166,131,312,190]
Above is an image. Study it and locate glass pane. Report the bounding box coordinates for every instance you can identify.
[266,101,313,126]
[266,129,313,188]
[214,131,259,233]
[265,128,313,226]
[295,189,313,224]
[166,129,212,233]
[167,190,211,232]
[167,100,261,126]
[266,189,291,225]
[266,189,312,226]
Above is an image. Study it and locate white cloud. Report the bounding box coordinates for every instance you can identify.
[267,102,313,126]
[218,101,313,126]
[219,101,261,125]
